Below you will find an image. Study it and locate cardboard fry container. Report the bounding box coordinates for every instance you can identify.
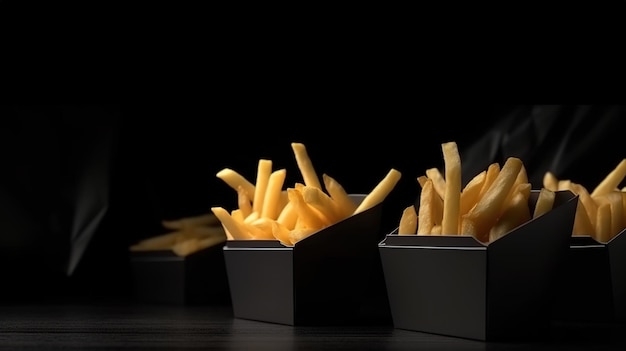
[130,241,231,305]
[551,230,626,323]
[223,194,391,326]
[378,190,578,341]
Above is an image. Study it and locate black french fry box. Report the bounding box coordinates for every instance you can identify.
[130,241,231,305]
[378,190,578,341]
[223,194,391,326]
[551,230,626,323]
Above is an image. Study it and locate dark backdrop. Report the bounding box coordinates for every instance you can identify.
[1,104,624,301]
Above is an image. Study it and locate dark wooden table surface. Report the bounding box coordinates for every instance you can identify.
[1,301,625,350]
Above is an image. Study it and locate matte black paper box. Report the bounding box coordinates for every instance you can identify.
[130,242,231,305]
[379,190,578,341]
[552,230,626,323]
[223,194,391,326]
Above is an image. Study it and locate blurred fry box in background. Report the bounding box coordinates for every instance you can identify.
[552,230,626,323]
[223,194,391,326]
[379,190,577,341]
[130,242,231,305]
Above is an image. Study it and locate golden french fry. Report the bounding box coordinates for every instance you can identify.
[591,158,626,197]
[216,168,256,198]
[488,191,531,242]
[417,179,436,235]
[460,171,486,218]
[287,188,331,229]
[533,188,556,218]
[172,234,227,257]
[161,213,220,230]
[261,168,287,220]
[271,221,293,246]
[249,217,278,239]
[322,173,357,218]
[211,207,254,240]
[425,167,446,200]
[302,185,343,223]
[252,159,273,215]
[543,171,559,192]
[595,202,612,242]
[130,232,179,251]
[416,175,428,188]
[594,191,625,239]
[289,227,317,243]
[276,201,298,230]
[461,157,523,242]
[477,163,500,200]
[399,205,418,235]
[431,225,442,235]
[237,185,253,218]
[441,141,461,235]
[558,179,572,191]
[291,142,322,189]
[354,168,402,215]
[572,200,595,236]
[571,183,598,230]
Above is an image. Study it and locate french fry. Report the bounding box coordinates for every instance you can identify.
[130,232,179,251]
[252,159,273,215]
[237,185,253,218]
[302,185,343,223]
[211,207,254,240]
[596,203,612,242]
[216,168,256,198]
[291,142,323,190]
[399,205,418,235]
[172,234,226,257]
[271,221,293,246]
[591,158,626,197]
[417,179,437,235]
[533,188,556,218]
[261,168,287,220]
[543,171,559,192]
[478,163,500,200]
[425,167,446,200]
[287,188,331,229]
[461,157,523,242]
[322,173,357,218]
[460,170,486,218]
[162,213,220,230]
[488,191,531,242]
[354,168,402,215]
[594,192,624,238]
[276,201,298,230]
[441,141,461,235]
[572,200,595,236]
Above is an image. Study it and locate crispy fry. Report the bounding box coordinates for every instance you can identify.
[354,168,402,214]
[417,179,436,235]
[425,167,446,200]
[399,205,418,235]
[591,158,626,197]
[252,159,273,215]
[441,141,461,235]
[261,168,287,220]
[211,207,254,240]
[489,191,531,242]
[543,171,559,192]
[533,188,556,218]
[302,185,343,223]
[162,213,220,230]
[461,157,523,242]
[322,173,357,218]
[216,168,256,198]
[291,142,323,189]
